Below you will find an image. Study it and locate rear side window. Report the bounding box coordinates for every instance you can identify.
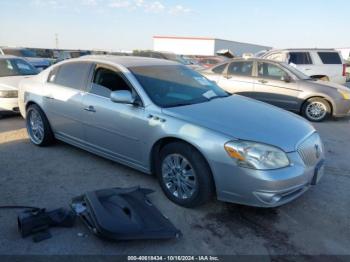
[212,63,228,74]
[289,52,312,65]
[227,61,253,76]
[53,62,92,90]
[317,52,342,64]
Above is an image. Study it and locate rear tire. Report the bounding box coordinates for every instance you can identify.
[156,142,214,207]
[26,104,54,146]
[301,98,331,122]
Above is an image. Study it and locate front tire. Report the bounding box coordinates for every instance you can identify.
[26,104,54,146]
[156,142,214,207]
[301,98,331,122]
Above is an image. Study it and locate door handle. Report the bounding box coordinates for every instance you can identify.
[258,79,268,84]
[84,106,96,112]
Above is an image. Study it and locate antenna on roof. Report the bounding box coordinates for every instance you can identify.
[55,33,59,49]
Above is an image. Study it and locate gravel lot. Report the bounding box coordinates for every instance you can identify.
[0,112,349,257]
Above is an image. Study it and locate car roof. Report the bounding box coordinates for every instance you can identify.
[216,57,284,64]
[77,55,179,67]
[266,48,337,52]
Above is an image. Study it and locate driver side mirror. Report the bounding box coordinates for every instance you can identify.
[110,90,135,104]
[281,74,292,83]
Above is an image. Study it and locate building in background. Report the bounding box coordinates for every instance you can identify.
[153,36,272,56]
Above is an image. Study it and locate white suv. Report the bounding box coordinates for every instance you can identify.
[261,49,346,84]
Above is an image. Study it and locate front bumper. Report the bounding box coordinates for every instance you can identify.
[211,151,325,207]
[0,97,19,113]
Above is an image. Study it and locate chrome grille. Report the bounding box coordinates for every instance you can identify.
[297,133,323,167]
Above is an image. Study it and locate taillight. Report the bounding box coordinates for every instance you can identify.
[343,64,346,77]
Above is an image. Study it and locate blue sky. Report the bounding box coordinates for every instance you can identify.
[0,0,349,51]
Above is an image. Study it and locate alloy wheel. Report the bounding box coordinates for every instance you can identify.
[161,154,197,200]
[306,101,327,121]
[27,109,45,144]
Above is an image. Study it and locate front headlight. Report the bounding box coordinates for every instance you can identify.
[338,89,350,100]
[0,90,18,98]
[224,140,290,170]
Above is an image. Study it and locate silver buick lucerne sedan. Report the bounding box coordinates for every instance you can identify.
[18,56,325,207]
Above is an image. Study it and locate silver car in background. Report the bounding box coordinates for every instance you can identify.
[202,58,350,122]
[0,55,38,115]
[19,56,325,207]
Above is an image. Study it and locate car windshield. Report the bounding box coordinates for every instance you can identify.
[129,64,229,108]
[0,58,38,77]
[280,63,312,80]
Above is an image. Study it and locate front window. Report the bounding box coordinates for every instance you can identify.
[129,65,229,108]
[280,63,312,80]
[90,67,132,98]
[0,58,38,77]
[258,62,287,80]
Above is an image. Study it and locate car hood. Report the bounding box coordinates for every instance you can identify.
[162,95,315,152]
[0,75,32,90]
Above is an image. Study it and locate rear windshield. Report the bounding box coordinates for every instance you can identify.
[0,58,38,77]
[317,52,342,64]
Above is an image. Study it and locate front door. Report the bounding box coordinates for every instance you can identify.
[253,62,301,111]
[82,64,149,166]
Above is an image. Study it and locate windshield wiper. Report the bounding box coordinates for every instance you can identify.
[166,101,195,108]
[206,94,230,101]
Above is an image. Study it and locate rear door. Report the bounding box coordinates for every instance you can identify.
[216,60,255,95]
[252,62,301,111]
[44,61,93,140]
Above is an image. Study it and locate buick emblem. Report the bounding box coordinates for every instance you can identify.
[315,144,321,159]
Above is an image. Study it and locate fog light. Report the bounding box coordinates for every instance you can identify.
[254,192,281,204]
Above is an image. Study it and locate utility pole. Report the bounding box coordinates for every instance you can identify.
[55,33,59,49]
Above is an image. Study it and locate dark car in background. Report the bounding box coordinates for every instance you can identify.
[195,56,227,69]
[54,50,92,62]
[0,47,52,71]
[131,50,204,70]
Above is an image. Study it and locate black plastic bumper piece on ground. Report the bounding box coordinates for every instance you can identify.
[71,187,182,241]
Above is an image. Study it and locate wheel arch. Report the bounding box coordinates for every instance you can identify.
[149,136,217,195]
[25,101,54,131]
[300,96,334,115]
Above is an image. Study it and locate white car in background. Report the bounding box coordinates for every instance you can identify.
[0,56,38,116]
[261,49,346,85]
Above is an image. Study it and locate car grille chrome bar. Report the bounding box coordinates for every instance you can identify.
[297,133,323,167]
